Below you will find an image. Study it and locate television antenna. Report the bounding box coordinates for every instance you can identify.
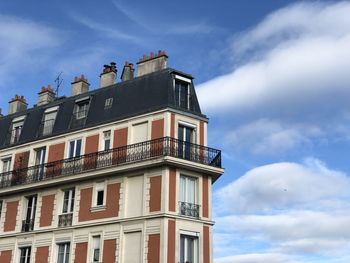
[54,72,63,97]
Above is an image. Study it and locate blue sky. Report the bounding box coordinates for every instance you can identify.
[1,1,350,262]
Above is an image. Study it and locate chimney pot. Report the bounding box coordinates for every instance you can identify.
[100,62,117,88]
[71,75,90,96]
[136,50,168,77]
[8,95,28,114]
[37,84,55,106]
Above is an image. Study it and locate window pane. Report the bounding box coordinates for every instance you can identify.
[69,141,75,158]
[97,190,104,206]
[76,140,82,157]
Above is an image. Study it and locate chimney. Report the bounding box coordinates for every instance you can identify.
[37,84,55,106]
[71,74,90,96]
[8,95,28,115]
[136,50,168,77]
[121,61,134,81]
[100,62,117,88]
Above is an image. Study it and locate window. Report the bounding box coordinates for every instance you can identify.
[41,108,58,136]
[62,188,75,214]
[68,139,82,159]
[175,80,190,109]
[179,175,199,217]
[178,125,195,160]
[75,101,89,119]
[95,183,105,207]
[180,234,198,263]
[22,195,37,232]
[132,122,148,144]
[19,247,31,263]
[10,119,24,144]
[57,243,70,263]
[92,235,101,262]
[1,157,11,173]
[103,131,111,151]
[34,147,46,180]
[0,200,3,219]
[104,98,113,109]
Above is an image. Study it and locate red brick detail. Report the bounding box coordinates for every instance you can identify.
[203,226,210,263]
[149,176,162,212]
[78,183,120,222]
[200,121,205,145]
[151,119,164,139]
[167,220,176,263]
[74,243,88,263]
[102,239,116,263]
[40,195,55,227]
[168,168,176,212]
[84,134,99,169]
[202,175,209,218]
[13,151,30,183]
[0,250,12,263]
[47,142,65,177]
[113,127,128,164]
[4,201,18,232]
[170,113,175,138]
[35,246,49,263]
[148,234,160,263]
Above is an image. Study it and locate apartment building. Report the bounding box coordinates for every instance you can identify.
[0,51,223,263]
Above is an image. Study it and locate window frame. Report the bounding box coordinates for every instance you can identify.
[179,175,198,204]
[56,242,70,263]
[174,76,191,110]
[93,182,106,208]
[91,235,101,263]
[67,139,82,159]
[102,130,111,151]
[19,246,31,263]
[62,188,75,214]
[179,232,199,263]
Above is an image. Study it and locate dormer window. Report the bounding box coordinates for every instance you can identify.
[8,115,25,144]
[104,98,113,110]
[39,106,58,137]
[174,76,191,110]
[71,97,90,128]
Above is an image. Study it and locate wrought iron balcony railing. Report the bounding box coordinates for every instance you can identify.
[37,119,56,137]
[21,219,35,232]
[179,201,200,218]
[0,137,221,189]
[58,213,73,227]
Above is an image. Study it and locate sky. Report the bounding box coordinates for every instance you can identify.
[0,0,349,262]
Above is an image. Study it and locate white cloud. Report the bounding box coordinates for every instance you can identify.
[214,159,350,260]
[215,253,295,263]
[197,1,350,155]
[216,158,350,213]
[225,119,322,155]
[0,15,62,88]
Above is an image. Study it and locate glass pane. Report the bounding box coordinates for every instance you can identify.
[180,176,186,202]
[69,141,75,158]
[76,140,82,157]
[97,190,104,206]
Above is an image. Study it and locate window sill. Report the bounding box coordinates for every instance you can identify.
[90,205,106,212]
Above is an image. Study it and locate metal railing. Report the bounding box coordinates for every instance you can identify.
[0,137,221,189]
[179,201,200,218]
[58,213,73,227]
[37,119,56,137]
[21,219,35,232]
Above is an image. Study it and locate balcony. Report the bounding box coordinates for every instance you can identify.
[0,137,221,189]
[21,219,34,232]
[37,119,56,137]
[179,201,200,218]
[58,213,73,227]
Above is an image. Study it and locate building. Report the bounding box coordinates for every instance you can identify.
[0,51,223,263]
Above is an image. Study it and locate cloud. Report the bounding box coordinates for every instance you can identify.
[225,119,322,155]
[197,1,350,155]
[215,253,295,263]
[214,159,350,260]
[112,0,220,35]
[216,158,350,213]
[0,15,62,88]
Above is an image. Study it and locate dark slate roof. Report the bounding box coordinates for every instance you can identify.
[0,68,205,150]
